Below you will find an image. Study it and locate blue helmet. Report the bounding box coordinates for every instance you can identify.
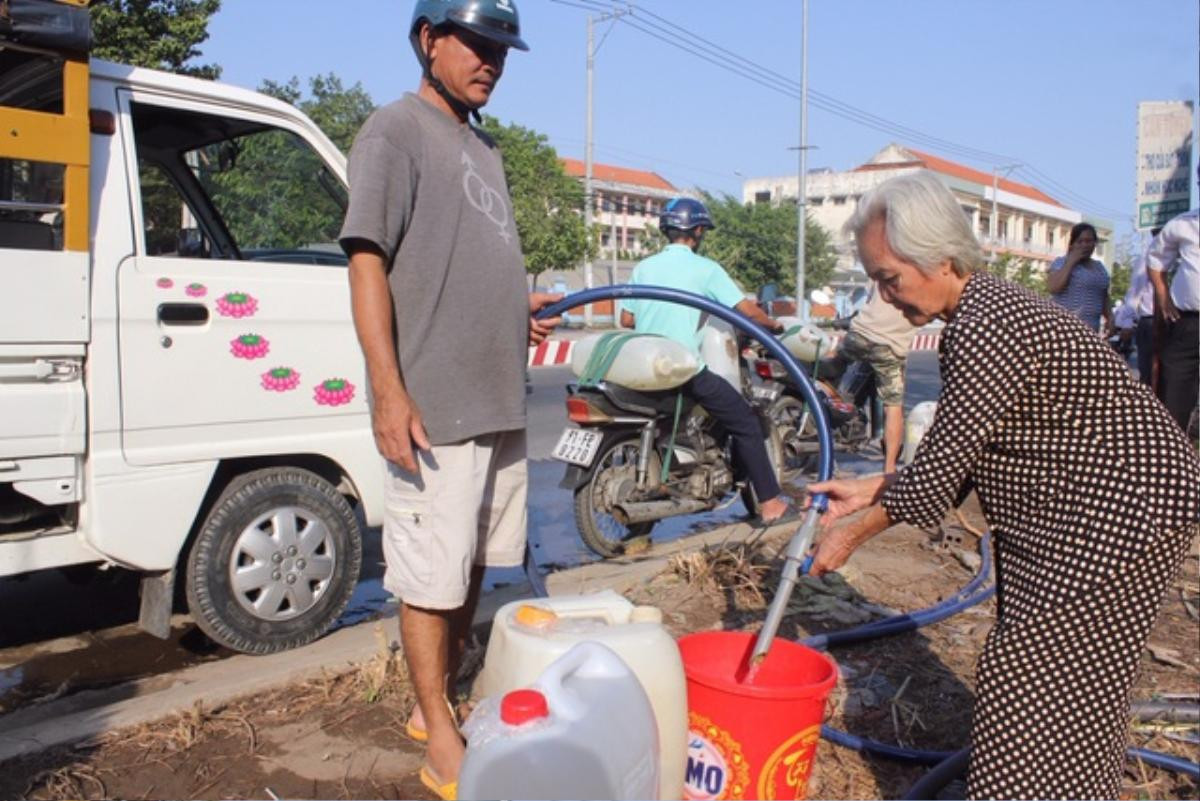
[409,0,529,65]
[659,197,715,235]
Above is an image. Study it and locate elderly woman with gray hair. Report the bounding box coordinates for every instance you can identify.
[807,170,1199,799]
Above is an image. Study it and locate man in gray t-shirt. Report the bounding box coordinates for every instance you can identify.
[338,1,558,793]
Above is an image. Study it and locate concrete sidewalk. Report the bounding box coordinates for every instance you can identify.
[0,516,778,763]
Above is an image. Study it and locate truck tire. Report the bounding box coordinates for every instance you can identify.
[185,467,362,654]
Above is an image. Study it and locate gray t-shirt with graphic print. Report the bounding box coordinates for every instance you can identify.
[339,93,528,445]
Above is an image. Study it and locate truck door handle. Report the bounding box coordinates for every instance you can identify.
[157,302,209,326]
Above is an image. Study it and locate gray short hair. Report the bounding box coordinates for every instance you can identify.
[846,170,984,277]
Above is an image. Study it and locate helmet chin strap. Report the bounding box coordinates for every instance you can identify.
[421,33,482,124]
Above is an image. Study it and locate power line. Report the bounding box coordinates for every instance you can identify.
[550,0,1127,221]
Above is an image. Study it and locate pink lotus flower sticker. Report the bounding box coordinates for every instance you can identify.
[261,366,301,392]
[185,282,207,298]
[216,291,258,318]
[230,333,269,360]
[156,277,174,289]
[314,378,355,406]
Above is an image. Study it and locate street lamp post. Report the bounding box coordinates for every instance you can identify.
[989,163,1022,263]
[796,0,809,321]
[583,8,627,328]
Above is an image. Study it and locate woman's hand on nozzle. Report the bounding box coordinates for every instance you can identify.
[804,474,890,528]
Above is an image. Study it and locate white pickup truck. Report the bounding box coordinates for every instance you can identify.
[1,1,382,653]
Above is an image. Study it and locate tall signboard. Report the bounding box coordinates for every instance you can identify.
[1136,101,1194,230]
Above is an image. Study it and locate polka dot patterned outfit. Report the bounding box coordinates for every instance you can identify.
[882,272,1200,799]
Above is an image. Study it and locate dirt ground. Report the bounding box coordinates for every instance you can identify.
[1,496,1197,800]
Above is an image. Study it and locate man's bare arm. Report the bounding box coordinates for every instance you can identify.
[347,248,430,472]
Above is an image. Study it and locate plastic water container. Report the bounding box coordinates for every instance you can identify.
[458,641,660,801]
[571,333,699,390]
[902,400,937,465]
[473,590,688,800]
[698,319,740,390]
[777,317,832,362]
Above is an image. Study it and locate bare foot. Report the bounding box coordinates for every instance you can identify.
[757,495,789,522]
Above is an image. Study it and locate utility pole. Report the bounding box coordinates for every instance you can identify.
[989,163,1022,264]
[583,7,627,327]
[796,0,809,321]
[584,15,595,326]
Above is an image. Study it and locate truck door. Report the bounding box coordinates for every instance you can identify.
[114,91,366,466]
[0,43,89,517]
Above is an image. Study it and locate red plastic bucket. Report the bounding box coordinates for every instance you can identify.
[679,631,838,800]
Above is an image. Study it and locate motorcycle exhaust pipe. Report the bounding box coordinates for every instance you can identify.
[614,498,710,524]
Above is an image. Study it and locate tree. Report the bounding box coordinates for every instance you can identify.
[987,253,1047,295]
[699,193,835,297]
[260,75,375,155]
[480,116,590,286]
[90,0,222,79]
[1108,259,1131,303]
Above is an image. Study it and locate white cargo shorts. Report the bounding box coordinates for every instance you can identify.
[382,429,527,610]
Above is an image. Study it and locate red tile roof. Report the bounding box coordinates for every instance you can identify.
[560,157,676,191]
[854,146,1063,207]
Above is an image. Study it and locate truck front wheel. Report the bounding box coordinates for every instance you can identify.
[185,467,362,654]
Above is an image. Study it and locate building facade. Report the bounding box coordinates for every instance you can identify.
[560,158,683,259]
[743,144,1113,273]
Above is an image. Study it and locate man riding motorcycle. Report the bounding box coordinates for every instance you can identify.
[619,197,799,525]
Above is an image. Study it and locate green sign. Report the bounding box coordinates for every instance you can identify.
[1139,198,1190,228]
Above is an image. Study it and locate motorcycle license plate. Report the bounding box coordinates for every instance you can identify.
[552,427,603,467]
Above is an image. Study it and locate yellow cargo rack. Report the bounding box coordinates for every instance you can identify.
[0,0,90,251]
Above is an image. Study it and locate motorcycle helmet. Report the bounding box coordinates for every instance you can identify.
[658,197,715,235]
[409,0,529,66]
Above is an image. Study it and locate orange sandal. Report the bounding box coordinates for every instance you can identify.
[419,764,457,801]
[405,697,459,744]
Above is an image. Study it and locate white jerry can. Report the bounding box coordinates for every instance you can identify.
[458,641,661,801]
[473,590,688,800]
[903,401,938,465]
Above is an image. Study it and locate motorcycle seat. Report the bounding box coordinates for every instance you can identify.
[598,381,699,418]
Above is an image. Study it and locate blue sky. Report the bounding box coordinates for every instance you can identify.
[204,1,1198,241]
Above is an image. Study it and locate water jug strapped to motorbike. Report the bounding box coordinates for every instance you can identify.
[752,286,883,480]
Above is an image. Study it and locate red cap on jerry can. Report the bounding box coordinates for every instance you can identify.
[500,689,549,725]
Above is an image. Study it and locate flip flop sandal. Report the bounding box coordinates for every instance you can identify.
[405,697,458,744]
[750,502,804,528]
[419,764,457,801]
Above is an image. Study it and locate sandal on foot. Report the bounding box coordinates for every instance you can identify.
[750,502,804,528]
[405,697,459,744]
[419,764,457,801]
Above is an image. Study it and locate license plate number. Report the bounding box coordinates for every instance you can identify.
[552,427,603,466]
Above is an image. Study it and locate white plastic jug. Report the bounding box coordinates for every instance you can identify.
[697,318,740,390]
[777,316,833,362]
[458,641,660,801]
[571,333,699,390]
[903,400,938,465]
[473,590,688,801]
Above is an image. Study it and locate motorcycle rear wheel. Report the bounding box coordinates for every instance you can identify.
[573,437,658,559]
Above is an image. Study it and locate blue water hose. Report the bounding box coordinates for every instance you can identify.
[525,287,1198,785]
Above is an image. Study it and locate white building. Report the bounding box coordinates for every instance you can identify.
[743,144,1113,273]
[560,158,683,258]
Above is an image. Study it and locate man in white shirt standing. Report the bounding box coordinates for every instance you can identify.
[1147,199,1199,433]
[1114,226,1162,385]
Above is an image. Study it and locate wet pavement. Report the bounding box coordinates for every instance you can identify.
[0,353,941,714]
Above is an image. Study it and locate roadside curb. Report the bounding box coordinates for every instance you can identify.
[0,518,777,763]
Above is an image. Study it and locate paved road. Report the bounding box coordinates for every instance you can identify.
[0,352,943,709]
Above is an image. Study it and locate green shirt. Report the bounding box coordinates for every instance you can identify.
[622,244,746,361]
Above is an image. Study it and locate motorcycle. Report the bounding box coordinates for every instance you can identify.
[553,319,785,559]
[750,298,881,479]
